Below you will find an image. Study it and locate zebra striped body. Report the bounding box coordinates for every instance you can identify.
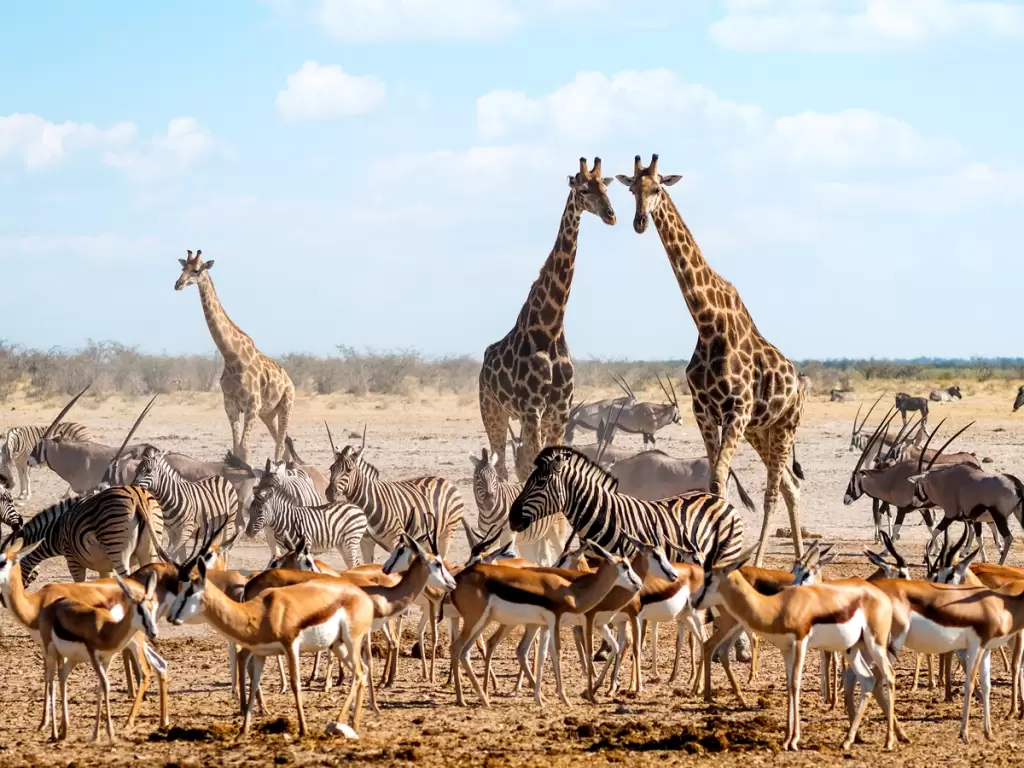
[508,446,744,565]
[10,485,165,585]
[131,446,237,560]
[0,422,91,500]
[327,445,465,561]
[0,483,24,537]
[470,447,567,565]
[246,483,367,567]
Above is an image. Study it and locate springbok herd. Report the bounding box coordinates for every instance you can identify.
[3,156,1024,756]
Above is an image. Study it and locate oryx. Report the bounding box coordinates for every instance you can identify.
[929,386,963,403]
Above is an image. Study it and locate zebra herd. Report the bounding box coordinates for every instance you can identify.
[0,388,748,597]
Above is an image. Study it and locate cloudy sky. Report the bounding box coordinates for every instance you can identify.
[2,1,1020,361]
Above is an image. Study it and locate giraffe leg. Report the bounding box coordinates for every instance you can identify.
[238,404,259,465]
[746,429,802,566]
[515,410,544,483]
[709,413,748,502]
[273,387,294,463]
[479,386,511,481]
[692,403,722,482]
[224,395,243,461]
[259,412,281,458]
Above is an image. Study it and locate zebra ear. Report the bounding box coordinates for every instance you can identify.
[469,454,481,470]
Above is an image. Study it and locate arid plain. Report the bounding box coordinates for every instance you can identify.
[2,383,1023,768]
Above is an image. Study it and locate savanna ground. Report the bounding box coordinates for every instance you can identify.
[1,378,1023,768]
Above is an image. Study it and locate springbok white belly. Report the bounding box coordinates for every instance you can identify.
[904,612,976,654]
[487,596,551,628]
[807,611,868,652]
[296,611,347,653]
[638,588,691,624]
[51,634,116,664]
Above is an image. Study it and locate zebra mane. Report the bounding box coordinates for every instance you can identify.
[355,454,381,482]
[538,446,620,494]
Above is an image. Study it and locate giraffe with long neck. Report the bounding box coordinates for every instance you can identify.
[617,155,805,565]
[175,250,295,464]
[479,158,616,481]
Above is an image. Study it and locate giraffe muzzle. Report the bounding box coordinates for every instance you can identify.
[633,213,649,234]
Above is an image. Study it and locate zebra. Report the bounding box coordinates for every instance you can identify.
[1,422,92,500]
[326,434,465,562]
[508,445,744,565]
[508,445,751,663]
[3,485,165,585]
[0,480,24,538]
[228,457,320,539]
[130,445,238,561]
[469,447,568,566]
[245,478,367,568]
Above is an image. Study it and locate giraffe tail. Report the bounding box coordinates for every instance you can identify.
[791,444,805,482]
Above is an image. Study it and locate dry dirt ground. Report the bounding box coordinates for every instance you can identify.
[1,386,1023,767]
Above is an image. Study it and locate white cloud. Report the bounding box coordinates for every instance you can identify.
[103,118,226,181]
[276,61,386,121]
[736,108,960,171]
[0,114,135,169]
[316,0,520,42]
[376,144,552,177]
[814,162,1024,212]
[477,69,764,143]
[475,70,954,175]
[0,233,161,263]
[711,0,1024,52]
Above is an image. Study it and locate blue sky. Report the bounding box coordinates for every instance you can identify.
[1,0,1021,361]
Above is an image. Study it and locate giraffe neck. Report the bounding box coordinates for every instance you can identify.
[650,193,745,334]
[195,274,249,364]
[516,189,583,334]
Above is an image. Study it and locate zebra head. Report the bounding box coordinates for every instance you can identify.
[247,483,274,538]
[508,447,570,534]
[327,444,364,504]
[469,448,501,514]
[131,445,167,488]
[175,249,215,291]
[0,482,23,535]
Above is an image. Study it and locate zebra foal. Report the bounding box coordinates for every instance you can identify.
[246,475,367,568]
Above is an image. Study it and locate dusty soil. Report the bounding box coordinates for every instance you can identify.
[1,387,1023,767]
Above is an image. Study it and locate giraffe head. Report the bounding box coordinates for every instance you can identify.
[174,249,215,291]
[615,154,682,234]
[569,157,616,225]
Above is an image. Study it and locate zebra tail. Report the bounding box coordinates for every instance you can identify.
[728,468,756,513]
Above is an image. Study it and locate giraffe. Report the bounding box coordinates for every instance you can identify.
[616,155,805,566]
[479,157,616,482]
[174,249,295,464]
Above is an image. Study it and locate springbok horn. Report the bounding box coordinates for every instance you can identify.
[40,384,91,440]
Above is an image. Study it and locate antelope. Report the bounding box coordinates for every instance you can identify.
[284,434,330,500]
[0,421,92,500]
[602,374,683,447]
[894,392,929,426]
[28,437,151,496]
[448,541,641,707]
[169,553,376,739]
[908,425,1024,564]
[1014,386,1024,413]
[39,567,160,742]
[563,390,635,444]
[693,528,897,752]
[931,385,963,402]
[830,389,856,402]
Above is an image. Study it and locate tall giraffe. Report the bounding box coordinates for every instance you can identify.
[479,157,616,481]
[174,249,295,464]
[617,155,805,565]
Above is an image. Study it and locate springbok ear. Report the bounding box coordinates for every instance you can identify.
[615,175,634,186]
[660,174,682,186]
[112,571,136,600]
[178,258,188,267]
[144,570,158,600]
